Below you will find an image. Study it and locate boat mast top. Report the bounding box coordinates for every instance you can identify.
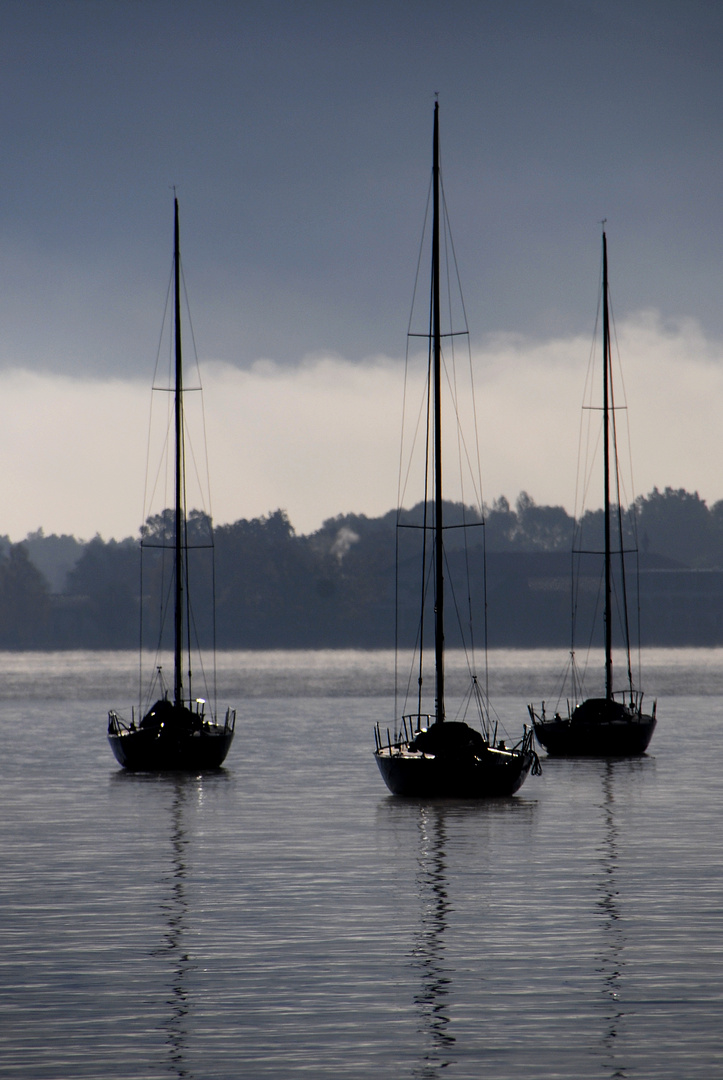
[602,227,613,701]
[432,100,445,723]
[173,197,184,708]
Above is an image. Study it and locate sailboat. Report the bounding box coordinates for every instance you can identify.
[373,102,538,798]
[108,198,235,770]
[528,228,656,756]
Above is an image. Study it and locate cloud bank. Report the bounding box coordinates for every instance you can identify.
[0,311,720,541]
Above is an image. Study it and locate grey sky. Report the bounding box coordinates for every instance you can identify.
[0,0,722,539]
[1,0,722,374]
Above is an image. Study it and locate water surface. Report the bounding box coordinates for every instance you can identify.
[0,649,721,1078]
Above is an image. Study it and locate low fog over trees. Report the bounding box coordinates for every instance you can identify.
[2,486,723,649]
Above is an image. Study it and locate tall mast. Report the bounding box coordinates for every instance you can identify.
[602,228,613,700]
[173,197,184,707]
[432,101,445,723]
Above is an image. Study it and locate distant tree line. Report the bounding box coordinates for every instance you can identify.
[2,486,723,650]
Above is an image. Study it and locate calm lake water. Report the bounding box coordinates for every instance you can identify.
[1,648,722,1079]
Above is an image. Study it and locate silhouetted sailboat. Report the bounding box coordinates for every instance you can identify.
[528,228,656,756]
[108,199,235,770]
[374,102,538,797]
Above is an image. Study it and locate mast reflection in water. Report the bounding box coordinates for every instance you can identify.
[598,763,624,1075]
[595,760,647,1080]
[109,766,233,1080]
[152,777,196,1078]
[411,806,455,1076]
[592,760,648,1080]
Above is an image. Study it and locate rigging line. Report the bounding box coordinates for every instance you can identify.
[571,644,583,705]
[145,329,183,544]
[607,283,634,458]
[181,397,193,705]
[413,251,436,679]
[143,268,174,528]
[441,543,480,694]
[571,531,603,696]
[179,381,212,511]
[399,206,434,514]
[439,354,484,505]
[635,542,643,690]
[211,526,217,713]
[439,167,473,339]
[415,322,434,719]
[574,249,605,525]
[440,182,489,697]
[186,588,213,709]
[398,357,431,514]
[395,380,421,721]
[179,260,215,523]
[438,170,483,511]
[608,283,644,689]
[150,566,175,705]
[471,676,492,739]
[400,547,434,715]
[151,411,175,532]
[198,383,213,521]
[570,540,578,673]
[439,177,483,508]
[548,650,575,716]
[150,265,174,386]
[481,507,489,705]
[394,492,401,723]
[436,188,478,513]
[208,522,217,708]
[138,535,144,715]
[578,423,603,517]
[182,414,213,520]
[608,332,635,693]
[179,262,202,382]
[573,274,601,524]
[577,330,605,522]
[147,309,177,523]
[445,362,481,684]
[460,512,478,676]
[406,175,434,339]
[398,174,433,513]
[582,563,605,686]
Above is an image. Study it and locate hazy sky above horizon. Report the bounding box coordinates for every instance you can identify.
[1,0,723,540]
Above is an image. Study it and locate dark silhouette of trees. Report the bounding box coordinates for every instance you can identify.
[6,485,723,648]
[0,543,51,648]
[214,509,317,646]
[23,529,84,592]
[64,536,138,647]
[634,486,723,567]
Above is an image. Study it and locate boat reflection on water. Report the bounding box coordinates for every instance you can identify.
[380,798,535,1079]
[111,770,229,1080]
[594,758,650,1080]
[597,762,625,1073]
[412,805,455,1073]
[152,776,195,1078]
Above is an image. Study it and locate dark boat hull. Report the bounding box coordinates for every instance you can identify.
[531,697,656,757]
[375,747,533,797]
[108,727,234,770]
[374,721,536,798]
[108,701,235,770]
